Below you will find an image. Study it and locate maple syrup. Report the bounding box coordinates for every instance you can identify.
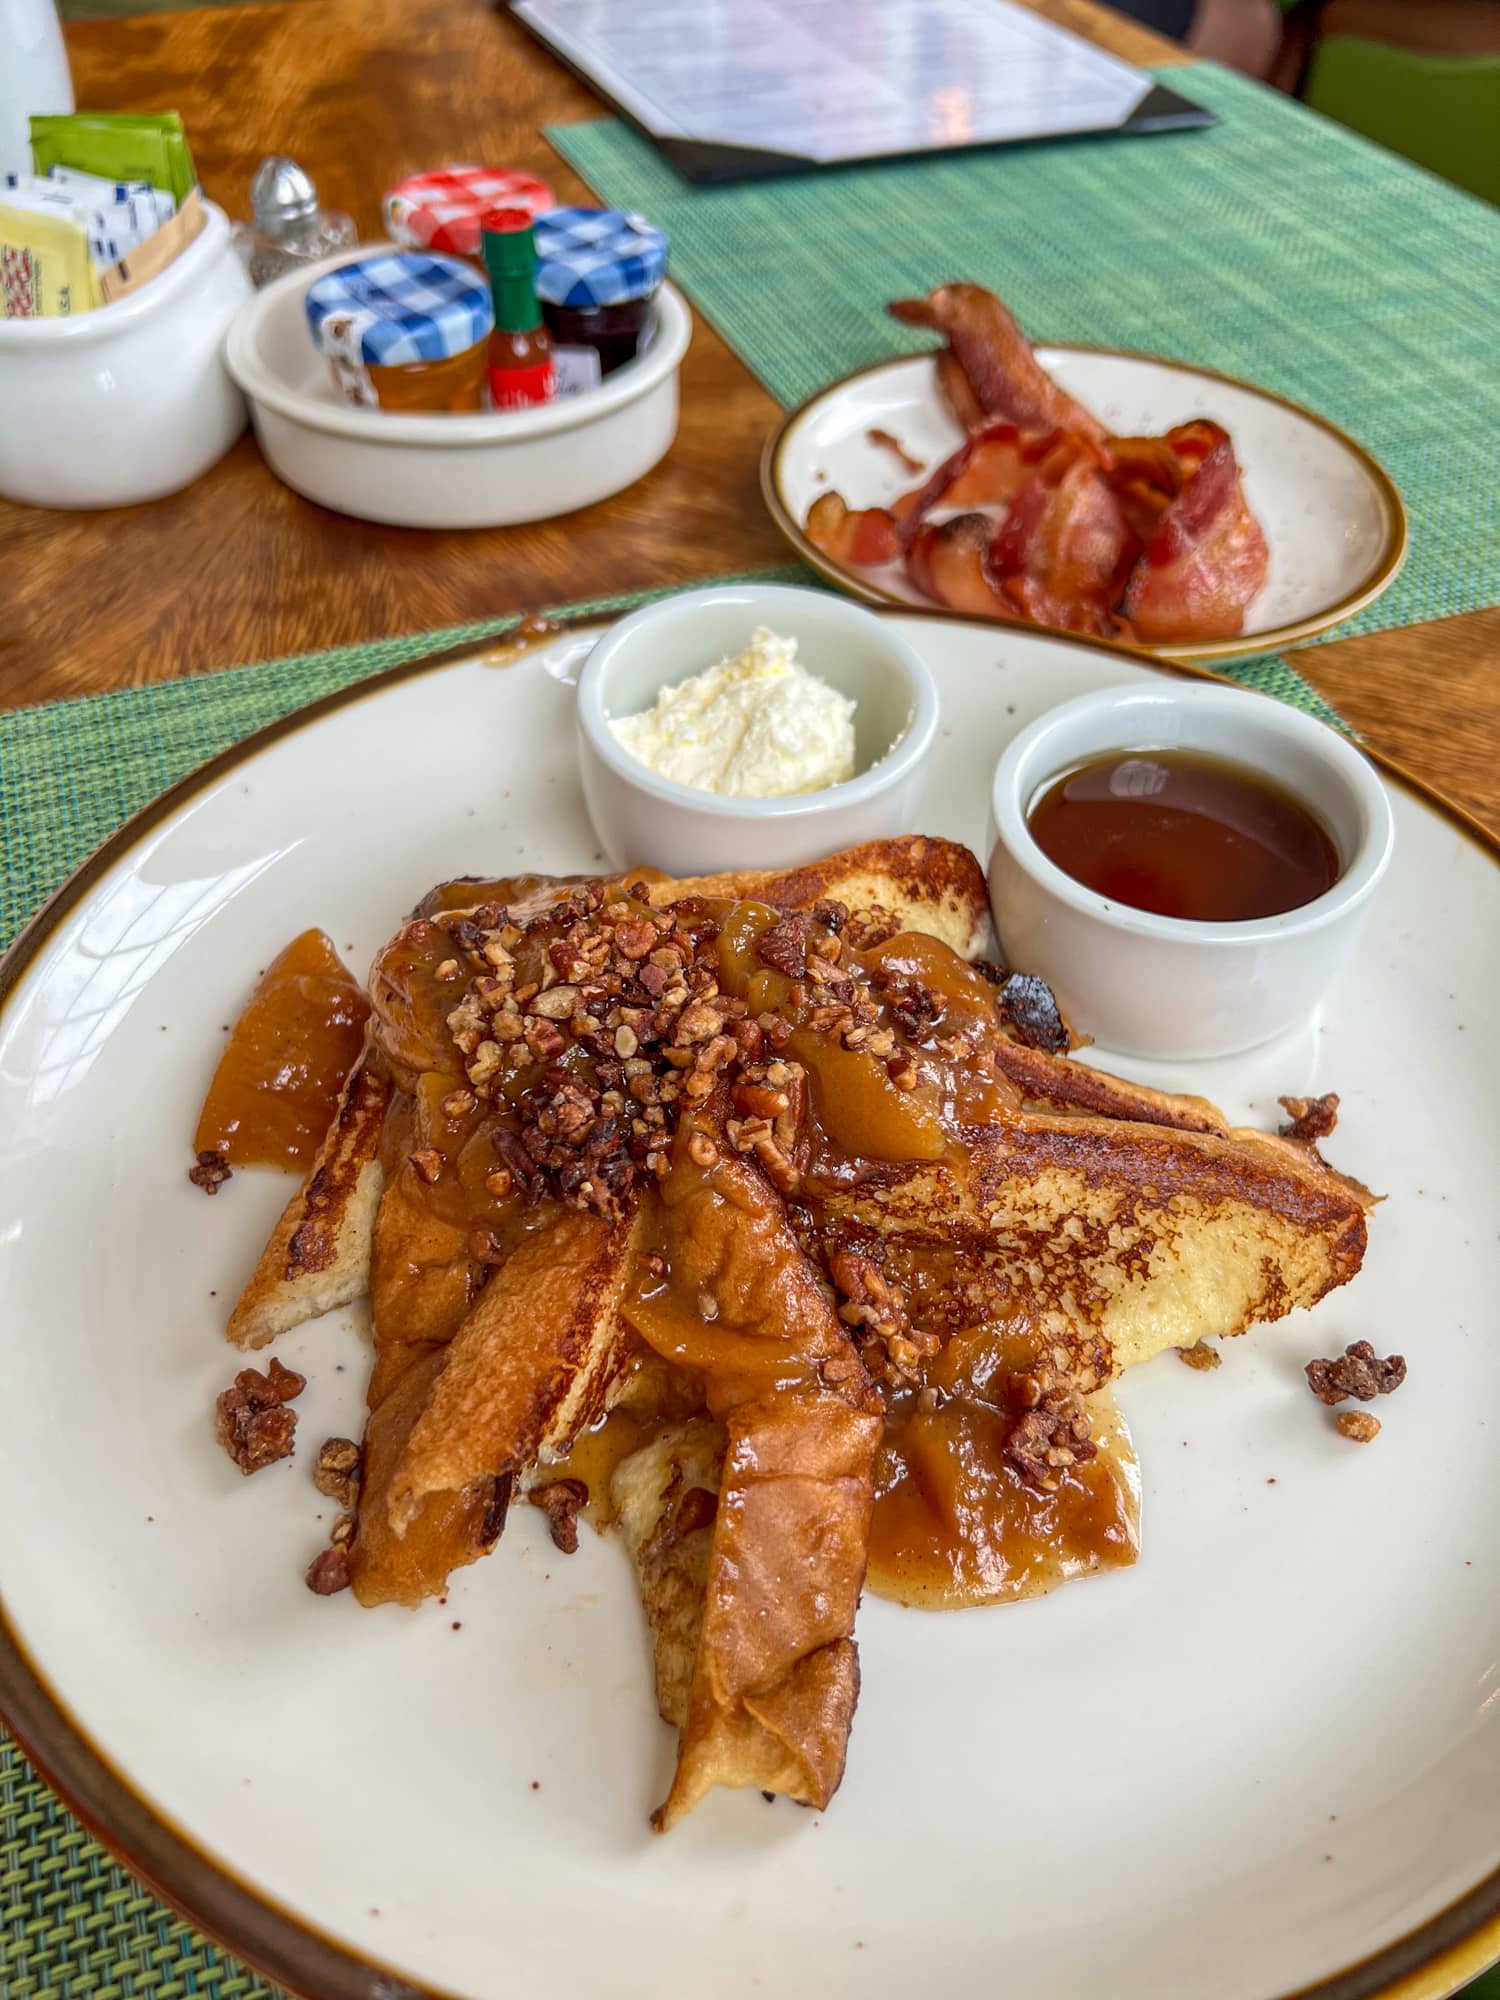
[1028,748,1339,922]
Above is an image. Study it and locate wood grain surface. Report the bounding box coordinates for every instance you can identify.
[4,0,1495,836]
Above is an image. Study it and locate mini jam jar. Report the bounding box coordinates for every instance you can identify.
[304,251,494,413]
[532,208,669,378]
[383,165,556,265]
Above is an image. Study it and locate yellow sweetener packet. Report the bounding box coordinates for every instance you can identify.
[0,202,102,317]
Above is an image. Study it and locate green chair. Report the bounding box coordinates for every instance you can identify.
[1302,32,1500,205]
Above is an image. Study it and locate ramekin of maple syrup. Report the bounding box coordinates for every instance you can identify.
[987,684,1394,1058]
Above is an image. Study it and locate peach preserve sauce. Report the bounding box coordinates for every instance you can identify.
[194,929,369,1170]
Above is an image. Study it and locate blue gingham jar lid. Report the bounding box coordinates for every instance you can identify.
[532,208,668,310]
[304,252,493,365]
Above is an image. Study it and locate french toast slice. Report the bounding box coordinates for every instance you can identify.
[616,1143,882,1831]
[646,834,991,961]
[805,1112,1369,1384]
[612,1419,725,1728]
[432,837,992,965]
[382,1203,645,1536]
[227,1053,390,1350]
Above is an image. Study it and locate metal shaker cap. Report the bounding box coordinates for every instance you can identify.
[250,155,320,236]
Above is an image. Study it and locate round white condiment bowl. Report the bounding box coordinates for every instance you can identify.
[0,199,250,508]
[986,682,1395,1059]
[224,247,692,528]
[576,584,939,875]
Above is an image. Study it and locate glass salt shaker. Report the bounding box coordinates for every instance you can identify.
[236,155,354,287]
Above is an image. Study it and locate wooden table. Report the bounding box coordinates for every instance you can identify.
[6,0,1497,834]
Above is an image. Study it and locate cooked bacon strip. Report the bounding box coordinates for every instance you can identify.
[990,442,1134,610]
[805,490,900,567]
[1123,427,1269,643]
[906,514,1015,619]
[905,436,1132,636]
[935,347,985,431]
[890,285,1107,446]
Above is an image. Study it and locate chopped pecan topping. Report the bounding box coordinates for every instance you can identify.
[530,1478,589,1554]
[829,1248,936,1384]
[409,1148,445,1184]
[313,1436,363,1508]
[215,1358,305,1475]
[1178,1340,1222,1372]
[756,912,817,978]
[1335,1410,1381,1443]
[996,973,1069,1054]
[305,1546,352,1595]
[1305,1340,1405,1406]
[1279,1093,1340,1143]
[189,1149,233,1195]
[1004,1386,1098,1492]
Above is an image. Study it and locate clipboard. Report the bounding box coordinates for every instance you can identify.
[509,0,1216,188]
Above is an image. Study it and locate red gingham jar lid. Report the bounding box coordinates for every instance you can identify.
[383,165,556,257]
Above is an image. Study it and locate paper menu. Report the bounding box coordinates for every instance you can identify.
[513,0,1155,167]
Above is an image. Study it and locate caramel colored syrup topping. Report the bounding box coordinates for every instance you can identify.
[194,928,369,1170]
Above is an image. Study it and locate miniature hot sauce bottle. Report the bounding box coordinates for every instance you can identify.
[480,207,555,410]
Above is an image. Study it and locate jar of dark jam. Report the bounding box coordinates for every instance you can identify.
[533,208,669,380]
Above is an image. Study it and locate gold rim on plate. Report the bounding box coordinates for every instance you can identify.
[0,614,1492,2000]
[760,347,1410,665]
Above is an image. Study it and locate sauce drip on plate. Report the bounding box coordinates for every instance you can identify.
[1028,749,1339,922]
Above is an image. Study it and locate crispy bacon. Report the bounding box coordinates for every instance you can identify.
[889,285,1107,446]
[935,348,984,432]
[906,514,1016,619]
[1122,430,1270,643]
[805,490,900,567]
[806,286,1270,645]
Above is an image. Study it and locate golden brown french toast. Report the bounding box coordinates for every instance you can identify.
[804,1112,1368,1389]
[642,834,991,962]
[385,1204,644,1534]
[227,1054,390,1350]
[214,838,1373,1833]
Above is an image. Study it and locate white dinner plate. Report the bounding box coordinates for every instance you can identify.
[763,351,1407,662]
[2,614,1496,2000]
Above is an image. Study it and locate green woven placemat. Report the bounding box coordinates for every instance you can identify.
[548,61,1500,646]
[1,567,1338,2000]
[0,566,1339,959]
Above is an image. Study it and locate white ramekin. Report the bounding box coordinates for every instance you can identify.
[224,252,693,528]
[0,200,250,508]
[987,683,1395,1059]
[576,584,939,876]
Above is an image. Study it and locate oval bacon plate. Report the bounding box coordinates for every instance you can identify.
[764,343,1407,663]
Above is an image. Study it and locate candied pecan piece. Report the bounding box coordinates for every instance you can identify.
[529,1478,589,1554]
[215,1358,305,1475]
[1279,1092,1340,1143]
[1305,1340,1405,1406]
[1336,1410,1381,1443]
[189,1149,232,1195]
[1004,1391,1098,1493]
[313,1436,363,1508]
[996,973,1069,1054]
[830,1248,933,1381]
[1178,1341,1222,1372]
[305,1546,352,1595]
[756,912,817,978]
